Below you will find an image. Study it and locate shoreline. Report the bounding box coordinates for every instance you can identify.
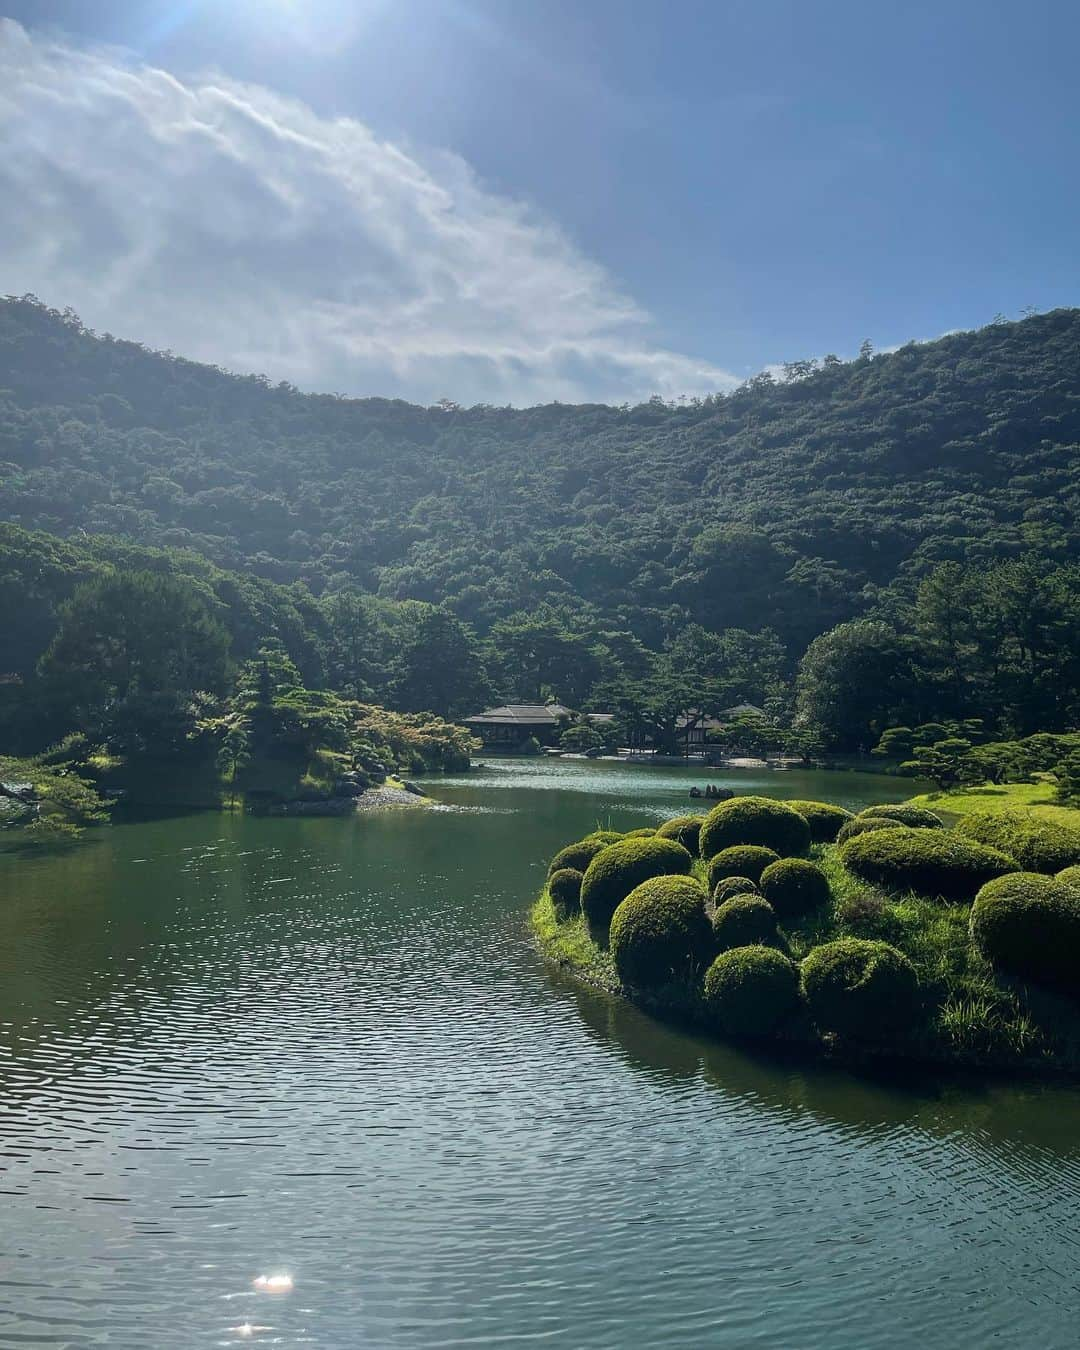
[530,886,1080,1083]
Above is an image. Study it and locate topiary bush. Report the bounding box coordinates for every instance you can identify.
[858,803,944,829]
[609,875,714,989]
[580,836,694,936]
[787,800,854,843]
[623,827,656,839]
[702,946,801,1037]
[547,837,612,877]
[712,876,760,904]
[836,816,905,845]
[801,938,918,1039]
[706,845,781,890]
[548,867,583,920]
[712,895,778,951]
[759,858,831,919]
[699,795,811,859]
[655,814,705,853]
[1057,865,1080,891]
[839,827,1017,901]
[953,811,1080,875]
[969,872,1080,987]
[585,830,624,843]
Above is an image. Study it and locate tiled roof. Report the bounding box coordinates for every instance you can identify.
[464,703,573,725]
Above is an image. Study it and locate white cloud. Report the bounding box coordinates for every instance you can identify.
[0,20,738,406]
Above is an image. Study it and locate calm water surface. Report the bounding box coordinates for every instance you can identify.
[1,759,1079,1348]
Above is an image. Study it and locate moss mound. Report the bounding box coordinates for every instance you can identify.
[655,814,705,853]
[858,803,944,829]
[609,875,713,989]
[953,811,1080,875]
[547,837,611,877]
[702,946,801,1037]
[585,829,624,843]
[801,938,918,1039]
[706,845,781,889]
[836,815,904,845]
[970,873,1080,987]
[548,867,583,920]
[712,876,761,904]
[623,827,657,839]
[759,858,831,919]
[712,895,778,951]
[1057,865,1080,891]
[580,836,693,936]
[839,827,1017,901]
[699,795,811,859]
[787,799,854,843]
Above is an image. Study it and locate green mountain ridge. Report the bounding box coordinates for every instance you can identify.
[2,296,1077,653]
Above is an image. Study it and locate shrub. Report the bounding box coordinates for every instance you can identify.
[712,896,778,951]
[548,867,583,920]
[699,795,811,859]
[836,892,901,941]
[702,946,801,1037]
[970,873,1080,987]
[787,800,854,843]
[585,830,624,843]
[609,875,713,989]
[801,938,918,1038]
[547,837,612,877]
[839,828,1017,901]
[953,811,1080,874]
[759,858,831,919]
[836,816,904,845]
[1057,865,1080,891]
[580,836,693,936]
[712,876,761,904]
[706,845,780,889]
[623,827,656,839]
[655,814,705,853]
[858,803,944,829]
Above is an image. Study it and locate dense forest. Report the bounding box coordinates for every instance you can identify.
[1,295,1078,780]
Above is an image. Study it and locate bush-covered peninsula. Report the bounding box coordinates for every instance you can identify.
[532,794,1080,1074]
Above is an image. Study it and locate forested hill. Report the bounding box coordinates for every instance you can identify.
[1,296,1078,650]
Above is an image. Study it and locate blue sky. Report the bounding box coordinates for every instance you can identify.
[2,0,1078,404]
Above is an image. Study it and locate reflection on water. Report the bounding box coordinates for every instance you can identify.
[0,759,1077,1347]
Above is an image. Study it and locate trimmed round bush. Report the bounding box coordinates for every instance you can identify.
[699,795,811,859]
[702,946,801,1037]
[953,811,1080,875]
[547,837,611,877]
[609,875,713,989]
[585,829,624,843]
[787,799,854,843]
[858,803,944,829]
[623,827,657,839]
[970,872,1080,986]
[655,814,705,853]
[759,858,831,919]
[801,938,918,1039]
[712,876,760,904]
[839,827,1017,901]
[1057,865,1080,891]
[837,816,907,845]
[706,845,781,889]
[712,895,778,951]
[580,836,693,935]
[548,867,583,920]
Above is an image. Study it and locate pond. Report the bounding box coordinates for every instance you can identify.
[1,759,1078,1348]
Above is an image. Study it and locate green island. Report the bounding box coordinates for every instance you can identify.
[533,792,1080,1074]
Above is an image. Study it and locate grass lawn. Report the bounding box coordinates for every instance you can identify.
[905,781,1080,827]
